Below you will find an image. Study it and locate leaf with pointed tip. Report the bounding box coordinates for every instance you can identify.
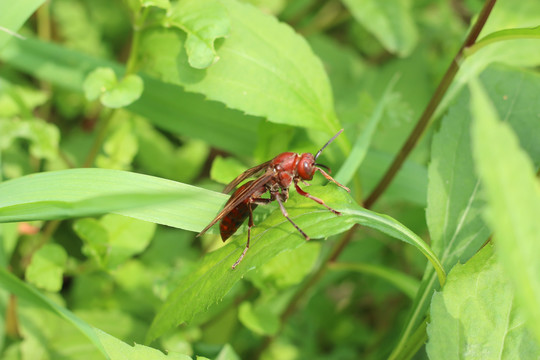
[470,78,540,343]
[390,65,540,360]
[140,0,339,132]
[0,168,225,232]
[146,185,444,342]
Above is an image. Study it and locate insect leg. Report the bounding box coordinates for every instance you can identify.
[274,191,310,241]
[294,181,341,215]
[316,168,350,192]
[231,197,272,269]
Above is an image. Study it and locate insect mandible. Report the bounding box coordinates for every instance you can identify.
[198,129,350,268]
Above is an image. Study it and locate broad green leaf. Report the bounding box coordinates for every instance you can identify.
[341,0,418,57]
[146,185,444,342]
[390,65,540,360]
[140,0,340,133]
[0,0,45,49]
[252,242,321,290]
[0,118,60,161]
[166,0,230,69]
[0,168,225,233]
[470,79,540,343]
[25,243,67,292]
[427,245,540,359]
[0,37,261,156]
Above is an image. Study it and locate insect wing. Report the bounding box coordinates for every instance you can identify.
[223,160,271,194]
[198,171,273,237]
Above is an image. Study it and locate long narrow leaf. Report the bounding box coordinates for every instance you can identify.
[0,169,226,232]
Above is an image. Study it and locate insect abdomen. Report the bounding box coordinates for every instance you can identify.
[220,202,258,241]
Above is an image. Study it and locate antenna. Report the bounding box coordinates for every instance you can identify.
[314,129,343,160]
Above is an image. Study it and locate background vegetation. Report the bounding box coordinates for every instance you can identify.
[1,0,539,359]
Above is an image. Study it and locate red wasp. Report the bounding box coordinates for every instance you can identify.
[198,129,350,268]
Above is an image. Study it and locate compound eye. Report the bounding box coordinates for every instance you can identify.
[298,156,315,180]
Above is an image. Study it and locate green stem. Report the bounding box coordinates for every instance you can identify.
[463,25,540,58]
[83,108,115,167]
[82,6,148,167]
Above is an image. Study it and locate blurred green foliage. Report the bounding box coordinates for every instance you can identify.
[0,0,539,359]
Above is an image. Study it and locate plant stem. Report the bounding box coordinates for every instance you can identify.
[262,0,498,356]
[364,0,497,209]
[82,6,147,167]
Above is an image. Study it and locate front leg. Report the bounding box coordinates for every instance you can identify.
[294,180,341,215]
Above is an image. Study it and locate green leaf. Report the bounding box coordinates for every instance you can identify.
[101,214,156,269]
[390,65,540,360]
[0,118,60,161]
[427,245,540,358]
[101,74,144,108]
[334,74,399,185]
[142,0,170,10]
[1,265,195,359]
[83,67,144,108]
[83,67,117,100]
[97,118,138,170]
[166,0,230,69]
[73,218,109,266]
[0,0,45,48]
[341,0,418,57]
[470,78,540,343]
[252,242,321,290]
[25,243,67,292]
[439,2,540,115]
[74,215,155,270]
[0,37,261,156]
[329,262,419,300]
[465,25,540,57]
[146,185,444,342]
[0,267,110,359]
[96,328,191,360]
[210,156,253,185]
[215,344,240,360]
[140,0,340,133]
[134,119,209,183]
[238,302,280,336]
[0,168,226,233]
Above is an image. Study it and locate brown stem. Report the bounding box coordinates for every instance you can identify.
[364,0,497,209]
[259,0,498,356]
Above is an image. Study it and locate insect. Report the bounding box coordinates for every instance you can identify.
[198,129,350,269]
